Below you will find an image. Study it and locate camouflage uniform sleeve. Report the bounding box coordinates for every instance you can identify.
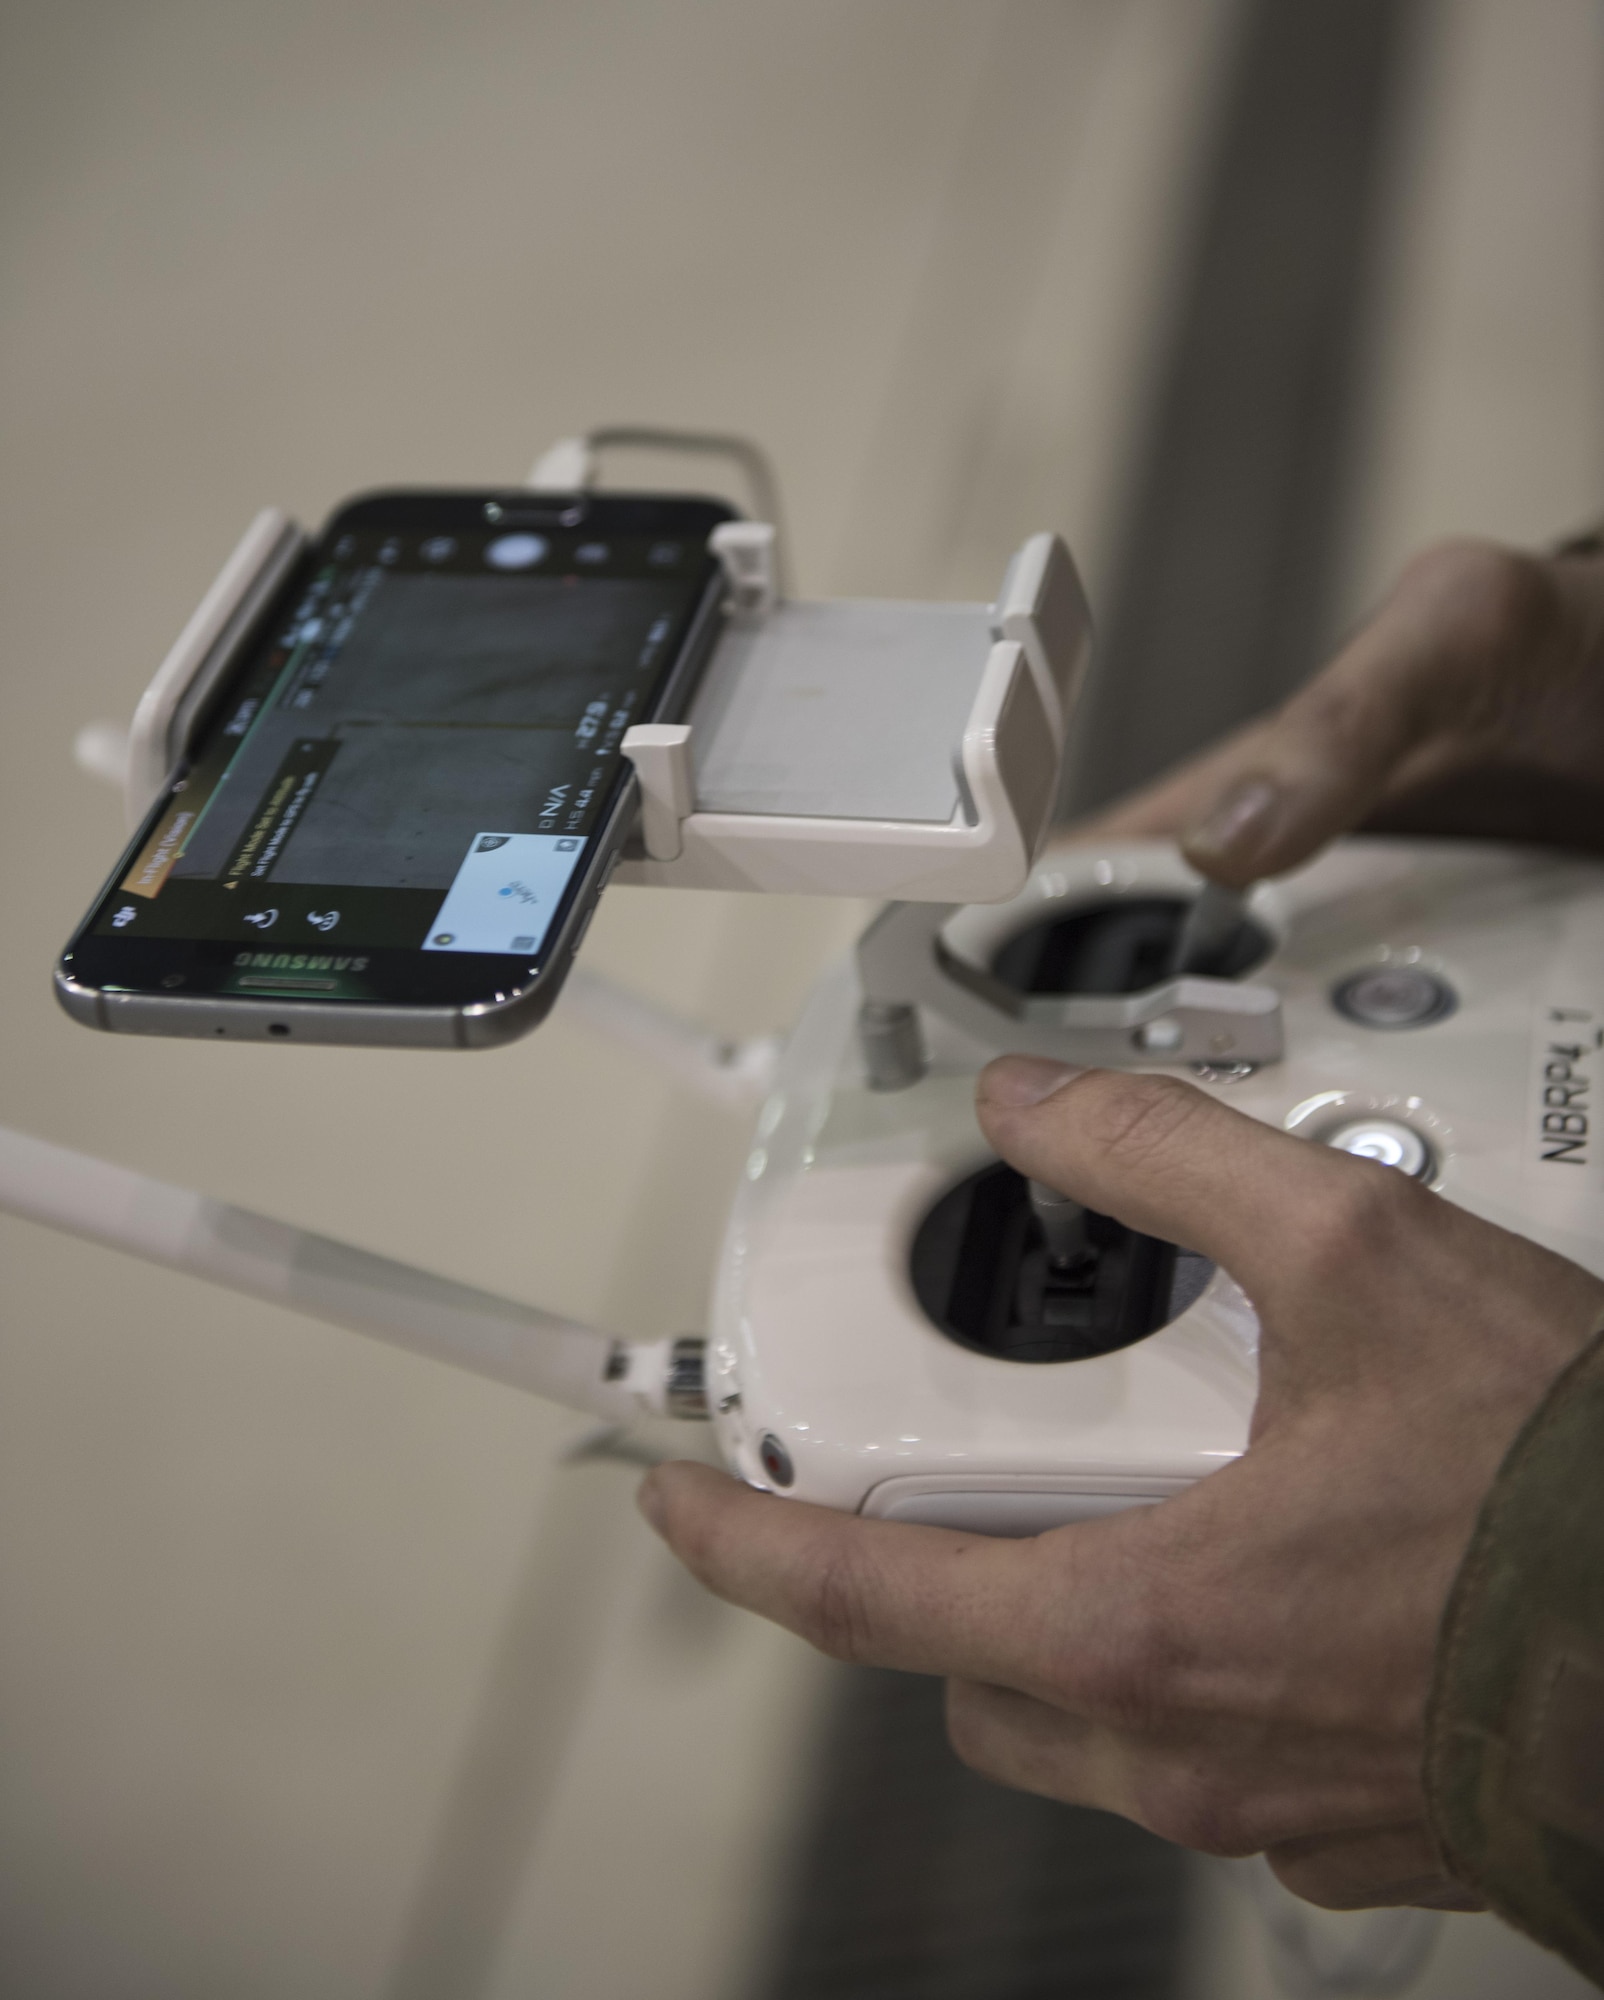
[1426,1320,1604,1987]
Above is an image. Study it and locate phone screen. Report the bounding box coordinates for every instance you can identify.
[70,493,727,1010]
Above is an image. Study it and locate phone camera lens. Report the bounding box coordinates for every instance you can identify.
[485,533,548,571]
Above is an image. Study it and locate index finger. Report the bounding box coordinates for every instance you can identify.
[639,1460,1096,1700]
[1172,543,1561,887]
[1058,716,1267,846]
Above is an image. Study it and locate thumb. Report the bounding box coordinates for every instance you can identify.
[978,1060,1604,1427]
[974,1059,1397,1316]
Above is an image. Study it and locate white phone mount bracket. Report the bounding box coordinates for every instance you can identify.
[123,509,1091,909]
[615,523,1083,904]
[124,508,306,832]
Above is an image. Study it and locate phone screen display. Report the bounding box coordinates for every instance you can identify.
[89,505,719,973]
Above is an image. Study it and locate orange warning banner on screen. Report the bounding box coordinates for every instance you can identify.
[121,805,197,898]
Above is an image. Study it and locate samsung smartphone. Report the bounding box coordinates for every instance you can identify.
[56,489,733,1047]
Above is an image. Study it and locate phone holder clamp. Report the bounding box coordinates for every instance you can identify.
[614,527,1092,904]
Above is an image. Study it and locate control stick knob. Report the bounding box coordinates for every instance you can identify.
[1029,1179,1094,1269]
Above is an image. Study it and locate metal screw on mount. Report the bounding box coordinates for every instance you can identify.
[664,1336,711,1419]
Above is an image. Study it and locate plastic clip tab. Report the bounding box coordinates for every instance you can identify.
[611,535,1088,904]
[621,724,695,861]
[525,436,594,491]
[710,521,778,619]
[991,531,1093,743]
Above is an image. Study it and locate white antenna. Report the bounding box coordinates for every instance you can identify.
[0,1125,703,1421]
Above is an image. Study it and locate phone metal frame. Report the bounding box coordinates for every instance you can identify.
[57,504,731,1049]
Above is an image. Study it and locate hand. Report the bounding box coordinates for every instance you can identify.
[639,1058,1604,1909]
[1084,538,1604,886]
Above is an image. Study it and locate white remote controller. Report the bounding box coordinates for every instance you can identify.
[708,836,1604,1534]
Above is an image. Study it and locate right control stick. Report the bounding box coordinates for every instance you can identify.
[1028,1178,1094,1271]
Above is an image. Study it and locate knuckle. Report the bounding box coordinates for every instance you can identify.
[1139,1770,1258,1856]
[1056,1570,1184,1727]
[1064,1646,1152,1726]
[1075,1072,1209,1178]
[1265,1824,1481,1912]
[1295,1155,1422,1282]
[1284,678,1375,765]
[795,1543,877,1664]
[1401,538,1556,664]
[943,1681,1001,1777]
[1265,1849,1358,1911]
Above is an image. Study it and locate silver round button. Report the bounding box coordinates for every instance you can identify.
[1331,967,1456,1029]
[1323,1117,1433,1180]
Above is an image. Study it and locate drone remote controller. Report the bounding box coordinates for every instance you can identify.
[707,836,1604,1534]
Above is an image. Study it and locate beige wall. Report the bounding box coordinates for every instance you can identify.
[1344,0,1604,613]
